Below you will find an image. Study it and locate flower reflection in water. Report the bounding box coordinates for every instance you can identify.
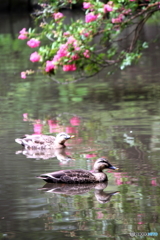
[17,114,91,161]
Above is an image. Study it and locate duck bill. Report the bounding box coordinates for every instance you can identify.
[70,135,75,139]
[108,165,119,170]
[65,135,75,140]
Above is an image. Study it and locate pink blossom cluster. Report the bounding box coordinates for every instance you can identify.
[104,4,113,13]
[53,12,64,20]
[43,35,91,72]
[63,31,70,37]
[21,72,27,79]
[112,14,124,24]
[83,50,90,58]
[85,13,98,23]
[30,52,41,62]
[45,60,55,72]
[63,64,76,71]
[27,38,40,48]
[83,1,114,23]
[55,43,69,59]
[83,2,92,9]
[23,113,28,121]
[83,3,97,23]
[80,29,92,38]
[18,28,28,40]
[122,9,132,15]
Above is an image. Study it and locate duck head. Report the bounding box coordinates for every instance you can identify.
[55,132,75,145]
[93,157,118,172]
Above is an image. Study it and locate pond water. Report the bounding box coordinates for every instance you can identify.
[0,12,160,240]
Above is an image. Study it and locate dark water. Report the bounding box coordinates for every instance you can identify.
[0,12,160,240]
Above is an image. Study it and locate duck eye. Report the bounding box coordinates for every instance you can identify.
[99,159,108,164]
[59,134,66,137]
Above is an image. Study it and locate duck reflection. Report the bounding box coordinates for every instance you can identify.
[39,182,119,204]
[15,147,73,162]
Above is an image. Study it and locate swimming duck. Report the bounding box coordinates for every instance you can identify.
[37,157,118,183]
[15,132,75,149]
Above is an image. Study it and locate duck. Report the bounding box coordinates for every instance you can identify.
[37,157,118,183]
[15,132,75,149]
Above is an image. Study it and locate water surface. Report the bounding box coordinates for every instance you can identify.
[0,12,160,240]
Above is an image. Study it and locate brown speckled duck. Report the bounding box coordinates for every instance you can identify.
[15,132,74,149]
[37,157,118,183]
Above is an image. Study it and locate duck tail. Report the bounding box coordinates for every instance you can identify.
[15,138,23,145]
[36,176,43,179]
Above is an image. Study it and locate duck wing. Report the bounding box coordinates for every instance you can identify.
[38,169,97,183]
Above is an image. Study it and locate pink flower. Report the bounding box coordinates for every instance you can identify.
[63,64,76,71]
[30,52,41,62]
[83,49,90,58]
[45,60,55,72]
[85,13,98,23]
[23,113,28,118]
[63,32,70,36]
[18,28,28,40]
[53,12,64,20]
[18,34,28,40]
[112,16,123,23]
[74,46,80,51]
[19,28,28,34]
[67,36,77,44]
[81,29,92,37]
[52,54,61,63]
[123,9,131,15]
[57,44,68,58]
[104,4,113,12]
[23,113,28,121]
[83,2,91,9]
[83,32,89,37]
[71,54,79,60]
[70,116,80,126]
[21,72,26,79]
[27,38,40,48]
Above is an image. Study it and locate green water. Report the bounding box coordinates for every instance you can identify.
[0,13,160,240]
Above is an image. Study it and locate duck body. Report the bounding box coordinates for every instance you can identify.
[38,169,102,183]
[15,132,74,149]
[37,158,118,183]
